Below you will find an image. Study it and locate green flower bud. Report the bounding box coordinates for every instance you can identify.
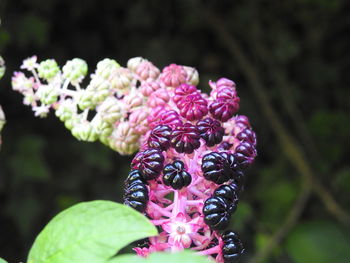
[127,57,146,73]
[55,99,76,122]
[38,59,60,80]
[95,58,120,79]
[109,67,133,92]
[107,122,140,155]
[62,58,88,83]
[92,116,113,138]
[71,121,98,142]
[97,97,124,124]
[36,84,59,105]
[77,90,96,110]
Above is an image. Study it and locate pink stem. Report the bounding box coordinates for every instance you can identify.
[149,201,172,217]
[197,245,221,256]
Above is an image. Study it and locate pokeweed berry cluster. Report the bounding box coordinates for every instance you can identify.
[123,65,257,262]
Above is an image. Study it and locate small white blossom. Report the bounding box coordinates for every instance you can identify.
[20,56,39,71]
[33,105,50,117]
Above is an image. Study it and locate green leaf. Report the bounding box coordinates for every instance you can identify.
[0,258,8,263]
[286,221,350,263]
[28,201,158,263]
[109,251,211,263]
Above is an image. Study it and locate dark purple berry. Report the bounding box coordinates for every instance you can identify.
[235,115,250,129]
[234,142,256,169]
[222,231,244,263]
[201,152,241,184]
[236,128,257,146]
[160,110,183,128]
[209,88,240,122]
[197,117,225,147]
[163,160,192,190]
[203,196,231,230]
[125,169,145,185]
[131,148,164,180]
[219,141,233,150]
[214,184,239,214]
[148,125,172,150]
[124,170,149,212]
[170,123,201,154]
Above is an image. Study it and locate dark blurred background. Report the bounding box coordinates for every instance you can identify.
[0,0,350,262]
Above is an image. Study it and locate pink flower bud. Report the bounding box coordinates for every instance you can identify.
[147,88,170,108]
[140,81,162,97]
[160,64,187,88]
[136,61,160,81]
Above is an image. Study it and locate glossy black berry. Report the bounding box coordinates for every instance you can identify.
[170,123,201,154]
[163,160,192,190]
[222,231,244,263]
[124,169,149,212]
[131,148,164,180]
[134,237,150,248]
[203,196,231,230]
[125,169,145,185]
[148,125,172,151]
[201,152,241,184]
[197,117,225,147]
[213,184,239,214]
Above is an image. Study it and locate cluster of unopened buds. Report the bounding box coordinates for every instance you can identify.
[12,56,199,155]
[122,63,257,262]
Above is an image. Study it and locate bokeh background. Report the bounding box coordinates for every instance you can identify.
[0,0,350,262]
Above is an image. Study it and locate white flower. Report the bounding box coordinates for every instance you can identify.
[21,56,39,71]
[33,105,50,117]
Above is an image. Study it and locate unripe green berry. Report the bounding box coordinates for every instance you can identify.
[36,85,59,105]
[62,58,88,83]
[97,97,124,124]
[38,59,60,80]
[77,90,96,110]
[71,121,98,142]
[95,58,120,79]
[55,99,76,122]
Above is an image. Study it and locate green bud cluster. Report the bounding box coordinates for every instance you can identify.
[62,58,88,83]
[38,59,60,80]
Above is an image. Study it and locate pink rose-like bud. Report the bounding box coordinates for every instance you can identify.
[129,108,150,135]
[147,88,170,108]
[140,81,162,97]
[136,61,160,81]
[160,64,187,88]
[173,84,198,104]
[124,90,144,109]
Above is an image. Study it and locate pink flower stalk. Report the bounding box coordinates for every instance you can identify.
[123,77,257,262]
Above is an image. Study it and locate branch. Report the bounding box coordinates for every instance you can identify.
[248,183,311,263]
